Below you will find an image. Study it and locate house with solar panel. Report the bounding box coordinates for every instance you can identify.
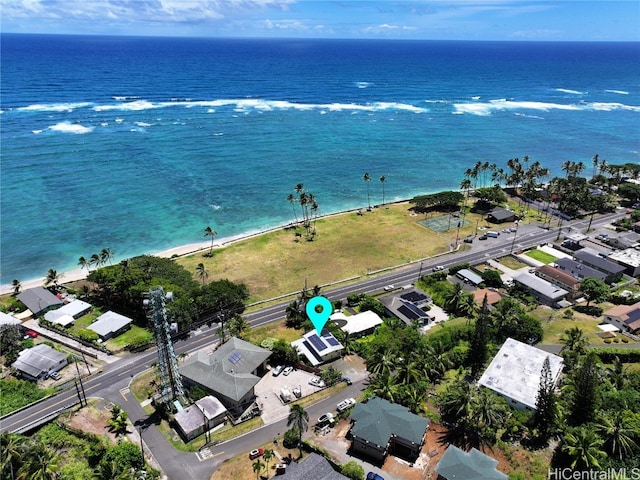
[291,330,343,366]
[603,302,640,334]
[179,337,271,417]
[380,287,434,327]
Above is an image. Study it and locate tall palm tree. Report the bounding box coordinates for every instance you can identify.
[286,193,299,224]
[595,410,638,461]
[99,247,113,265]
[1,432,24,480]
[11,279,21,296]
[562,427,606,469]
[44,269,61,289]
[227,315,251,339]
[89,253,102,269]
[262,449,274,475]
[370,371,400,403]
[287,404,309,459]
[204,226,217,257]
[252,459,264,480]
[363,172,371,210]
[379,175,386,206]
[77,256,89,272]
[196,263,208,285]
[17,441,60,480]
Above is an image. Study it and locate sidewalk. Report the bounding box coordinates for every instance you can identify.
[23,319,119,364]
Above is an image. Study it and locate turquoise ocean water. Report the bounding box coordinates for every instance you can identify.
[1,35,639,286]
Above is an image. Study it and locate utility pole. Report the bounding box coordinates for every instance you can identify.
[74,358,87,406]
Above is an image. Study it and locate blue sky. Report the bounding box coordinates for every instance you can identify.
[1,1,639,41]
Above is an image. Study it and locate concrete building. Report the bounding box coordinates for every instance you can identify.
[349,396,429,463]
[173,396,227,441]
[88,310,133,340]
[435,446,507,480]
[17,287,62,317]
[511,272,570,308]
[478,338,563,411]
[608,248,640,277]
[291,330,343,366]
[180,337,271,417]
[12,344,68,381]
[602,302,640,334]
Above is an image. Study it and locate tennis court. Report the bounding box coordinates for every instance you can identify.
[419,215,470,233]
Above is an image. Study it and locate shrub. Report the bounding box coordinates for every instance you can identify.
[341,461,365,480]
[76,328,99,342]
[283,428,300,449]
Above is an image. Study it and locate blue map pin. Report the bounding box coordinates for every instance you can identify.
[306,296,333,335]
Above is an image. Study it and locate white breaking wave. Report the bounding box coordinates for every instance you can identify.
[556,88,585,95]
[112,96,140,101]
[210,204,222,211]
[453,99,640,116]
[605,89,629,95]
[17,102,92,113]
[355,82,372,88]
[93,100,163,112]
[135,121,153,127]
[48,121,94,134]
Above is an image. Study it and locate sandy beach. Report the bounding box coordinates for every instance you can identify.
[0,201,407,296]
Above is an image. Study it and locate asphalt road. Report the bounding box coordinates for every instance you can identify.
[0,210,628,479]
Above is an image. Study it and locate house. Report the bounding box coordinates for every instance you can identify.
[573,250,625,284]
[602,302,640,334]
[88,310,133,340]
[349,396,429,463]
[180,337,271,417]
[273,452,348,480]
[12,344,68,381]
[472,288,502,307]
[173,395,227,441]
[608,248,640,277]
[478,338,563,411]
[291,330,343,366]
[486,207,516,224]
[0,312,22,328]
[435,446,507,480]
[17,287,62,317]
[535,265,581,299]
[603,232,640,250]
[44,299,92,327]
[380,287,433,326]
[331,310,382,338]
[511,272,569,307]
[555,257,608,282]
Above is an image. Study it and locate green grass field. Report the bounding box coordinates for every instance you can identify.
[524,248,558,264]
[176,203,487,303]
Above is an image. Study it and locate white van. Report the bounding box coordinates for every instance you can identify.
[486,231,500,238]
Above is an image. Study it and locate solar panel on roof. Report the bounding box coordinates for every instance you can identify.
[228,351,242,364]
[325,336,340,347]
[398,305,421,321]
[400,291,428,303]
[307,334,327,352]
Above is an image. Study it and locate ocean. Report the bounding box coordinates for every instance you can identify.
[1,34,639,287]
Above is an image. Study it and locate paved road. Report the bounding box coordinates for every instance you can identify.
[0,210,628,479]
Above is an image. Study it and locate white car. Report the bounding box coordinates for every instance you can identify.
[317,412,334,425]
[337,398,356,412]
[272,365,284,376]
[432,265,445,272]
[309,377,325,388]
[283,366,293,376]
[383,285,395,291]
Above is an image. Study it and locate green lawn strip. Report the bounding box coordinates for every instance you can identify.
[107,325,154,349]
[498,255,528,270]
[524,249,557,264]
[130,369,158,403]
[175,204,469,303]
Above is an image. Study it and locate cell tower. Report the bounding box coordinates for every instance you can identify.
[144,286,185,405]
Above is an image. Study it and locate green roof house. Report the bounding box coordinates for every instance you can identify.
[348,396,429,463]
[179,337,271,417]
[435,445,507,480]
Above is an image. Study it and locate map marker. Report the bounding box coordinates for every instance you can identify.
[306,295,333,335]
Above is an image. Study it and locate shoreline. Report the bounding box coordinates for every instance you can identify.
[0,199,410,296]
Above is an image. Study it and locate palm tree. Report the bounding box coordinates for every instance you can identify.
[44,269,62,289]
[287,404,309,459]
[11,279,21,296]
[286,193,299,224]
[444,283,468,315]
[196,263,208,285]
[605,356,628,390]
[363,172,371,210]
[99,247,113,265]
[379,175,386,206]
[562,427,606,469]
[262,449,274,475]
[252,459,264,480]
[595,410,638,461]
[560,327,588,354]
[227,314,251,339]
[17,441,60,480]
[1,432,24,480]
[77,256,89,272]
[204,226,217,257]
[370,371,400,403]
[89,253,102,269]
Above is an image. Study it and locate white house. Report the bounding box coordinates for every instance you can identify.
[44,299,92,327]
[291,330,343,366]
[332,310,383,337]
[88,310,133,340]
[478,338,563,411]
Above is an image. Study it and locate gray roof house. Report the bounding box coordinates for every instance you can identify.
[380,287,433,327]
[88,311,133,340]
[573,250,626,284]
[0,312,22,327]
[44,299,92,327]
[274,452,348,480]
[17,287,62,317]
[173,395,227,441]
[435,446,507,480]
[349,396,429,463]
[486,207,516,224]
[511,272,569,307]
[180,337,271,417]
[555,257,608,282]
[478,338,563,411]
[12,344,68,381]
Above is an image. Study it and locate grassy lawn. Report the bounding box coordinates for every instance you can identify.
[242,320,304,346]
[529,307,603,344]
[176,203,484,303]
[130,369,158,403]
[210,440,300,480]
[498,255,528,270]
[106,325,154,350]
[524,248,557,264]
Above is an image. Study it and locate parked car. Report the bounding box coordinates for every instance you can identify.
[249,448,264,460]
[478,235,488,240]
[309,377,325,388]
[24,330,38,338]
[48,371,61,381]
[272,365,284,376]
[337,398,356,413]
[342,376,352,385]
[463,237,473,243]
[317,412,334,425]
[283,366,293,376]
[293,386,302,398]
[367,472,384,480]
